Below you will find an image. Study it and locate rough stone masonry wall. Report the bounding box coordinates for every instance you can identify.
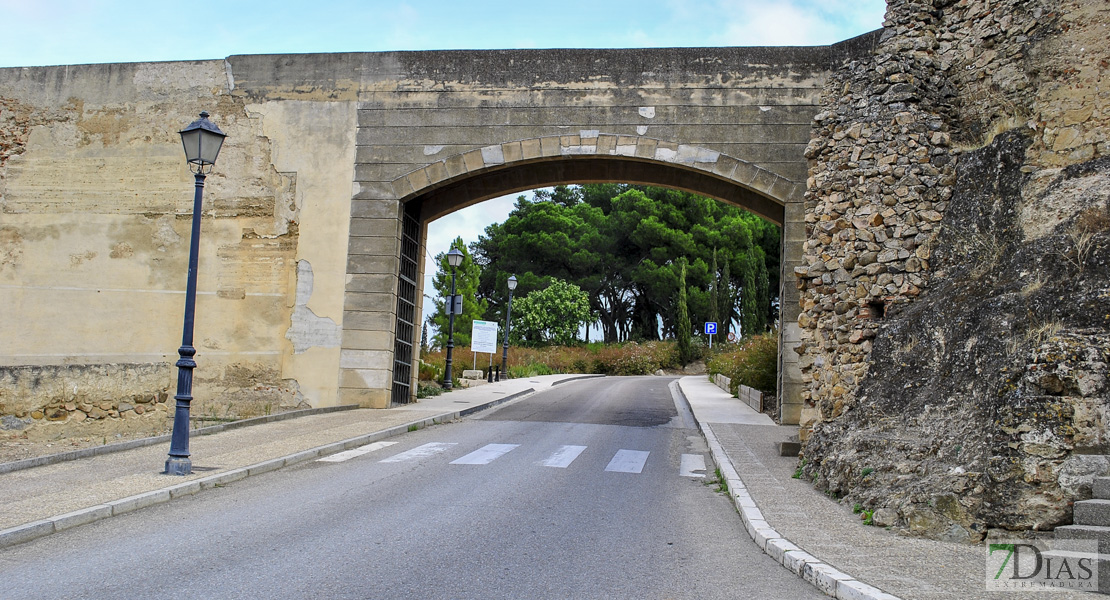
[798,0,1110,541]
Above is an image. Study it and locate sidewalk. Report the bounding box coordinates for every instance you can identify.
[676,375,1089,600]
[0,374,1086,600]
[0,375,556,546]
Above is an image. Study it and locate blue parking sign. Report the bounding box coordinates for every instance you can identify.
[705,322,717,335]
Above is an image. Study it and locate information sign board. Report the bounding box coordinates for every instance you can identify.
[471,320,499,354]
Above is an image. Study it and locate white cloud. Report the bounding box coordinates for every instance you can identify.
[707,0,886,46]
[421,192,522,326]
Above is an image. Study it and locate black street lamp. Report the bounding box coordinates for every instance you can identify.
[165,112,226,476]
[501,275,517,378]
[442,247,464,390]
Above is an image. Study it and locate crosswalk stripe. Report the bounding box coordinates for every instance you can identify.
[450,443,520,465]
[380,442,458,463]
[317,441,398,463]
[605,449,650,473]
[680,453,707,478]
[541,445,588,468]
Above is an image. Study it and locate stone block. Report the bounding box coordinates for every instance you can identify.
[350,200,401,219]
[779,441,802,457]
[345,274,396,294]
[520,138,542,159]
[406,169,430,192]
[635,138,657,159]
[391,178,414,200]
[341,329,393,351]
[52,505,111,532]
[338,387,391,409]
[342,311,395,331]
[424,162,449,185]
[109,490,170,516]
[346,255,398,275]
[339,368,392,390]
[445,154,468,178]
[462,149,484,171]
[502,141,523,163]
[1074,499,1110,527]
[343,292,396,312]
[1093,477,1110,499]
[1056,524,1110,554]
[339,349,393,370]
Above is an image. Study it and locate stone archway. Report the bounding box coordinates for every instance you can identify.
[348,137,806,421]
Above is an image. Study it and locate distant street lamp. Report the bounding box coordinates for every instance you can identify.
[443,247,464,390]
[501,275,517,378]
[165,112,226,476]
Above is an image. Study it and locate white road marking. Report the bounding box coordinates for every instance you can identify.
[605,449,650,474]
[541,445,588,468]
[680,453,707,478]
[317,441,398,463]
[380,442,458,463]
[450,443,520,465]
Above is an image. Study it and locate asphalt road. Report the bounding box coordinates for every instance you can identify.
[0,376,823,600]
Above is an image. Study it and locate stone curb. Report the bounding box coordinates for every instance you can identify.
[0,404,361,476]
[673,379,902,600]
[550,374,606,386]
[0,387,538,550]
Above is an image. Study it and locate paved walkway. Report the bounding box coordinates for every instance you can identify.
[0,374,1088,599]
[676,375,1090,600]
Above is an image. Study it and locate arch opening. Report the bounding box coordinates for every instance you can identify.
[383,151,804,422]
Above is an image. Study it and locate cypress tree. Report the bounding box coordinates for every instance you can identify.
[708,249,719,327]
[675,259,693,365]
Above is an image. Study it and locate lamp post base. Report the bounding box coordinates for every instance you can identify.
[164,456,192,476]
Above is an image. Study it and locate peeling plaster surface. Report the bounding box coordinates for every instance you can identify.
[286,260,341,354]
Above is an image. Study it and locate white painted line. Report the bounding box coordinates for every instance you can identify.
[541,445,588,468]
[317,441,398,463]
[605,449,650,473]
[680,453,707,478]
[450,443,520,465]
[380,442,457,463]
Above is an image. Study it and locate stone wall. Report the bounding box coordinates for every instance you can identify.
[0,61,358,441]
[798,0,1110,540]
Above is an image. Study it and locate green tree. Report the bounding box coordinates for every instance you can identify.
[510,278,592,346]
[429,237,487,348]
[472,184,781,343]
[675,259,693,365]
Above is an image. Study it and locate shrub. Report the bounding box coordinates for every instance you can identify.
[417,361,442,382]
[419,340,681,379]
[706,331,778,395]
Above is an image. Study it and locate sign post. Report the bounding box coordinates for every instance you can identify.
[705,322,717,349]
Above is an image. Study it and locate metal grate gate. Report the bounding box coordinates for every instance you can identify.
[391,203,421,404]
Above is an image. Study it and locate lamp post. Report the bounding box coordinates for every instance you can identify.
[501,275,517,378]
[165,112,226,476]
[443,247,464,390]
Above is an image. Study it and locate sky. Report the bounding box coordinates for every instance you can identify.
[1,0,888,330]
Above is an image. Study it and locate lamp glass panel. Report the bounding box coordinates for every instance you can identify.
[198,130,225,165]
[180,129,202,163]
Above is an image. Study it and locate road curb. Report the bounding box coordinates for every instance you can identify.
[0,388,537,551]
[672,378,902,600]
